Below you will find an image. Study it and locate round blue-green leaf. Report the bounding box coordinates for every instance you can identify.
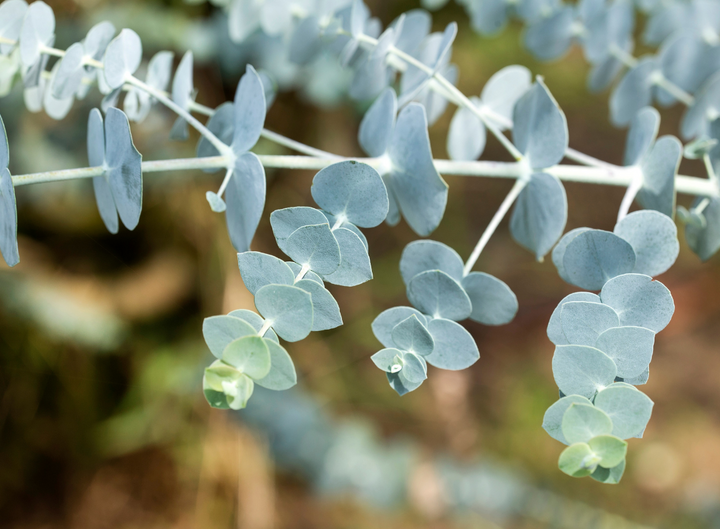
[202,315,257,359]
[288,15,322,65]
[386,370,423,396]
[284,223,341,276]
[83,21,116,63]
[321,227,371,286]
[311,161,388,228]
[480,65,532,129]
[552,227,591,283]
[681,70,720,140]
[638,136,681,218]
[562,230,636,291]
[547,292,601,345]
[255,284,313,342]
[203,363,231,409]
[0,0,28,56]
[595,326,655,379]
[685,197,720,261]
[19,0,54,67]
[424,317,479,370]
[391,315,434,356]
[232,64,266,154]
[169,50,193,141]
[270,206,328,254]
[595,385,654,439]
[511,172,568,260]
[400,240,464,285]
[227,309,279,343]
[588,435,627,469]
[372,307,427,348]
[0,167,19,267]
[609,57,657,127]
[591,459,625,484]
[387,103,448,236]
[558,442,598,478]
[624,107,660,166]
[197,102,234,164]
[400,351,428,383]
[600,273,674,332]
[294,279,342,331]
[237,251,294,295]
[254,339,297,391]
[322,211,368,250]
[461,272,518,325]
[103,28,142,89]
[614,210,679,276]
[560,301,620,346]
[105,107,142,231]
[222,335,271,380]
[285,261,324,285]
[620,366,650,386]
[407,270,472,321]
[561,402,613,444]
[372,347,404,373]
[52,41,84,99]
[358,87,396,157]
[512,78,569,169]
[447,103,485,161]
[543,395,593,445]
[523,6,575,62]
[225,152,266,253]
[467,0,508,35]
[552,345,617,399]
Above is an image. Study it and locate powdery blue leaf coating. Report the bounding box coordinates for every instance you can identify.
[294,279,343,331]
[610,57,658,127]
[227,309,279,343]
[656,33,717,107]
[447,102,485,161]
[595,326,655,379]
[205,191,226,213]
[542,395,593,445]
[285,223,341,276]
[270,206,328,253]
[237,251,295,295]
[222,335,272,380]
[225,152,266,252]
[387,369,424,396]
[391,315,434,356]
[82,21,116,62]
[372,347,404,372]
[311,161,388,228]
[392,9,431,54]
[685,197,720,261]
[0,166,19,267]
[255,284,313,342]
[638,135,681,218]
[288,16,322,65]
[424,317,479,370]
[417,63,457,127]
[0,0,28,56]
[467,0,509,35]
[227,0,261,43]
[588,44,628,94]
[552,227,591,283]
[322,227,371,286]
[461,272,518,326]
[203,315,258,359]
[614,210,679,276]
[407,270,472,321]
[203,360,251,410]
[321,211,368,250]
[620,366,650,386]
[624,107,660,166]
[359,87,397,157]
[285,262,323,285]
[103,29,142,89]
[349,52,393,102]
[400,240,464,285]
[600,273,674,332]
[595,385,654,439]
[387,103,448,236]
[105,107,142,230]
[372,307,427,349]
[560,301,620,346]
[588,434,628,468]
[169,51,194,141]
[523,6,576,62]
[197,102,234,163]
[88,109,119,235]
[552,345,617,399]
[52,41,84,99]
[510,172,568,260]
[561,402,614,444]
[19,0,53,67]
[591,459,626,484]
[43,61,74,120]
[557,442,597,477]
[399,351,428,383]
[548,292,602,345]
[254,338,297,391]
[480,65,532,129]
[232,64,266,155]
[513,79,569,169]
[682,71,720,140]
[562,230,636,291]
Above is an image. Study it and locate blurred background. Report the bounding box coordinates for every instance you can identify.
[1,0,720,527]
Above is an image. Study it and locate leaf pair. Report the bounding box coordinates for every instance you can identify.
[552,210,679,290]
[359,90,448,236]
[400,240,518,325]
[88,108,143,234]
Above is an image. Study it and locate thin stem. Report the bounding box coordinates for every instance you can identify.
[695,197,712,215]
[38,44,64,58]
[258,319,273,337]
[652,72,695,106]
[0,36,15,45]
[216,166,234,198]
[617,176,643,222]
[260,129,342,159]
[564,147,618,170]
[294,264,310,283]
[703,153,718,187]
[609,43,638,69]
[126,76,233,159]
[464,178,527,275]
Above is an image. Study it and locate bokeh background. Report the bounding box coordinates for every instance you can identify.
[1,0,720,528]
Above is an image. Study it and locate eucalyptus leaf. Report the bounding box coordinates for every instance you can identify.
[542,395,593,445]
[202,315,258,359]
[255,284,314,342]
[480,65,532,128]
[372,347,405,372]
[0,166,18,267]
[560,301,620,346]
[614,210,679,276]
[610,57,658,127]
[232,64,266,155]
[591,459,625,484]
[19,0,54,67]
[52,41,84,99]
[407,270,472,321]
[547,292,601,346]
[588,435,627,468]
[285,261,324,285]
[561,402,613,444]
[552,227,591,283]
[227,309,279,343]
[270,206,329,253]
[685,197,720,261]
[562,230,636,290]
[424,317,479,370]
[391,315,434,356]
[595,326,655,379]
[552,345,617,399]
[237,251,295,295]
[88,108,118,234]
[225,152,266,253]
[638,135,681,218]
[359,87,397,157]
[386,370,424,396]
[624,107,660,166]
[0,0,28,56]
[105,107,142,230]
[595,385,654,439]
[372,307,427,349]
[600,273,674,332]
[254,339,297,391]
[400,240,464,285]
[103,29,142,89]
[294,279,343,331]
[523,6,576,62]
[197,101,234,163]
[222,335,272,380]
[461,272,518,326]
[558,442,598,478]
[447,102,485,161]
[285,223,341,276]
